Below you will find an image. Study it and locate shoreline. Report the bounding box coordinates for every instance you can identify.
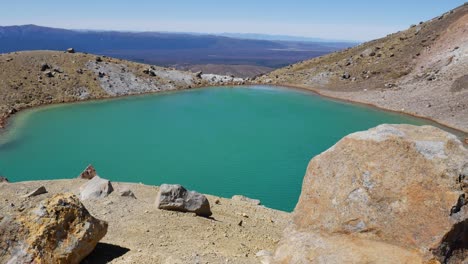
[266,83,468,138]
[2,83,466,143]
[1,179,289,213]
[0,178,290,263]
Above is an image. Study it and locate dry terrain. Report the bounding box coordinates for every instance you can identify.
[0,50,245,128]
[0,180,289,263]
[257,4,468,134]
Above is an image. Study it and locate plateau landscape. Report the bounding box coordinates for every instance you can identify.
[0,1,467,264]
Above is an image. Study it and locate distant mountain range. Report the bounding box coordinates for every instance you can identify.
[218,33,358,44]
[0,25,355,71]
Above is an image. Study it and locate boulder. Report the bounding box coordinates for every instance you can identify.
[22,186,47,198]
[232,195,261,205]
[155,184,212,217]
[79,176,114,200]
[0,176,8,183]
[0,193,107,264]
[66,48,75,53]
[78,164,97,180]
[274,124,468,263]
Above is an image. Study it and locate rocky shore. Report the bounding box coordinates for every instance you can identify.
[0,178,289,263]
[0,50,248,129]
[256,4,468,134]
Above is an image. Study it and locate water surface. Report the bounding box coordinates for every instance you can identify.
[0,86,432,211]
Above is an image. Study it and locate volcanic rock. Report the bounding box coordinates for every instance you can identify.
[0,193,107,264]
[155,184,212,217]
[78,164,97,180]
[79,176,114,200]
[273,124,468,263]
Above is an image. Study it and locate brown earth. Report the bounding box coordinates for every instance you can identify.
[0,50,246,129]
[257,4,468,134]
[0,180,289,263]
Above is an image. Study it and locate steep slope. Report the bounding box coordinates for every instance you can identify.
[0,50,244,128]
[258,4,468,133]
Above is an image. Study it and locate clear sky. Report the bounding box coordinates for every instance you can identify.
[0,0,465,41]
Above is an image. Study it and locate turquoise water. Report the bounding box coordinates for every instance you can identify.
[0,86,431,211]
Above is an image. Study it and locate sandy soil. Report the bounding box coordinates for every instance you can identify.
[0,180,290,264]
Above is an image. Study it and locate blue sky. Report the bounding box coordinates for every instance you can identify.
[0,0,465,41]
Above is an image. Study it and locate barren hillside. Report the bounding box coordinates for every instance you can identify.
[0,50,245,128]
[258,4,468,133]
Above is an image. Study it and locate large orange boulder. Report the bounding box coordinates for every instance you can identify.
[274,124,468,263]
[0,193,108,264]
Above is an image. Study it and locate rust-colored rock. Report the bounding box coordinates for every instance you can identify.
[0,193,108,264]
[78,164,97,179]
[274,124,468,263]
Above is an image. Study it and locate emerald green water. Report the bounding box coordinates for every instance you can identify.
[0,86,432,211]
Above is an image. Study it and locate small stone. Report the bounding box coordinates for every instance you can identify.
[78,164,97,180]
[22,186,47,198]
[96,56,102,62]
[119,187,136,199]
[44,71,54,78]
[238,220,243,226]
[342,72,351,79]
[40,63,50,71]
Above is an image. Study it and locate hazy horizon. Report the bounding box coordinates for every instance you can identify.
[1,0,465,42]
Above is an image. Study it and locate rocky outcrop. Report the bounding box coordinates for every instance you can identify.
[274,124,468,263]
[0,193,107,264]
[155,184,212,217]
[79,176,114,200]
[78,164,97,180]
[0,176,8,183]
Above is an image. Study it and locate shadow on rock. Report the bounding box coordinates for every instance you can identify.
[82,243,130,264]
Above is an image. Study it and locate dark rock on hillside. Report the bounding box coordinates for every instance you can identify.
[0,176,8,183]
[0,193,108,264]
[40,63,50,71]
[156,184,212,217]
[66,48,75,53]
